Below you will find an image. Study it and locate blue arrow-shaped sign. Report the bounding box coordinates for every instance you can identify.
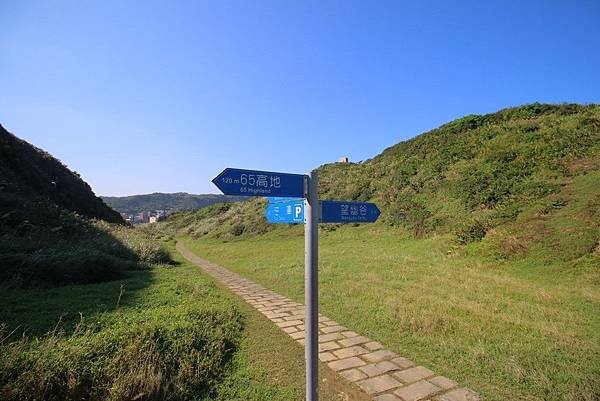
[320,200,380,223]
[212,168,305,198]
[265,198,304,224]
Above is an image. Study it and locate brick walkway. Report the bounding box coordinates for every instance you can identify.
[177,241,480,401]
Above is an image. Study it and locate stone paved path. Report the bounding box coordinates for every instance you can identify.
[177,241,480,401]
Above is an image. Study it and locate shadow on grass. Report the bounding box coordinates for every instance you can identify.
[0,269,156,338]
[0,196,164,337]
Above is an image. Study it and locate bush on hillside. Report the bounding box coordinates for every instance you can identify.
[231,224,245,236]
[387,193,433,237]
[455,219,488,244]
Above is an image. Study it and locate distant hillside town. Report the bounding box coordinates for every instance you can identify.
[120,209,170,224]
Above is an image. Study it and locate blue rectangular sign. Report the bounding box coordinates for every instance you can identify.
[267,197,303,203]
[320,200,380,223]
[212,168,305,198]
[265,199,304,224]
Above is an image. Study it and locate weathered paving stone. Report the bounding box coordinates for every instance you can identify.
[339,368,368,382]
[342,330,359,338]
[392,357,415,369]
[321,325,347,333]
[356,374,402,394]
[264,312,289,319]
[319,332,345,342]
[364,341,384,351]
[319,341,342,352]
[393,366,435,384]
[328,357,367,371]
[282,326,297,334]
[436,388,480,401]
[289,331,305,340]
[276,320,302,328]
[394,380,441,401]
[363,349,397,362]
[319,352,337,362]
[428,376,457,390]
[324,320,339,326]
[374,394,402,401]
[339,335,371,347]
[333,345,369,359]
[359,361,401,377]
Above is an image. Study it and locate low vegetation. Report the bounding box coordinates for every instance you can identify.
[0,242,243,401]
[182,223,599,401]
[0,242,365,401]
[160,199,272,240]
[0,197,171,288]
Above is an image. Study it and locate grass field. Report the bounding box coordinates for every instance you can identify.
[0,241,366,401]
[183,225,600,401]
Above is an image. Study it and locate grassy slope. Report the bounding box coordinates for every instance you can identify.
[163,104,600,251]
[0,124,123,224]
[183,222,599,401]
[0,242,368,401]
[162,104,600,401]
[1,127,170,288]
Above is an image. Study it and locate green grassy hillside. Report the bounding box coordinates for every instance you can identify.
[0,124,123,224]
[102,192,244,215]
[159,103,600,401]
[163,103,600,264]
[0,126,169,288]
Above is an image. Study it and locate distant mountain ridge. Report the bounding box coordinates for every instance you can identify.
[102,192,245,215]
[0,124,123,224]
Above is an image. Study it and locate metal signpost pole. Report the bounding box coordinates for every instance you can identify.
[304,171,319,401]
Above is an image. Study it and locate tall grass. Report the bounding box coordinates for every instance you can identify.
[1,216,172,288]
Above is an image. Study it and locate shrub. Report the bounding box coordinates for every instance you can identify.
[488,230,529,260]
[125,241,171,264]
[387,193,433,237]
[455,219,488,244]
[231,224,245,236]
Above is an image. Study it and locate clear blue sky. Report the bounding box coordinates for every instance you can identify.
[1,1,599,196]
